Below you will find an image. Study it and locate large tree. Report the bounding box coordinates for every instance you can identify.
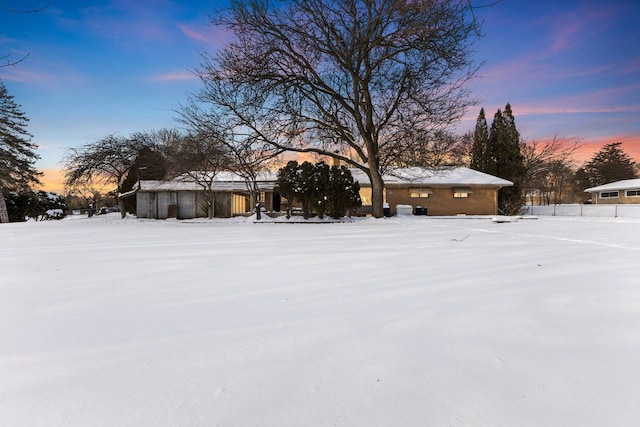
[469,107,489,171]
[193,0,481,218]
[470,103,525,214]
[63,133,157,218]
[583,142,637,187]
[0,80,41,223]
[520,136,581,205]
[179,106,282,220]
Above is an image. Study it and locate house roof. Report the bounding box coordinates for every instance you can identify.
[585,178,640,193]
[138,167,512,192]
[350,167,513,187]
[139,171,278,192]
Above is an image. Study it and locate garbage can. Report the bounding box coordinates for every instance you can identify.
[383,203,391,217]
[415,206,428,216]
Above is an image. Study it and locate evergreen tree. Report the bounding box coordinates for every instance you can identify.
[326,165,362,219]
[471,104,525,214]
[486,108,504,177]
[274,160,300,218]
[275,161,362,219]
[0,80,41,223]
[297,161,317,219]
[583,142,637,186]
[495,103,525,214]
[313,162,331,219]
[470,108,489,171]
[120,145,168,214]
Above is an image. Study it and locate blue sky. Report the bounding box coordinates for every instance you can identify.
[1,0,639,192]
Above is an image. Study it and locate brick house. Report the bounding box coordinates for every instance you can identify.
[351,167,513,216]
[135,167,512,219]
[584,179,640,205]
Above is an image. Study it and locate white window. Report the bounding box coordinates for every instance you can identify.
[600,191,619,198]
[626,189,640,197]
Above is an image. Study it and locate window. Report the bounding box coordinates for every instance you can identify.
[409,188,432,198]
[453,187,473,199]
[359,187,372,205]
[600,191,619,198]
[626,189,640,197]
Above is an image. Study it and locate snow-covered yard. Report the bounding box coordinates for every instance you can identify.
[1,214,639,426]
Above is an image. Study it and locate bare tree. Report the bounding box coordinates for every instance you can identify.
[194,0,482,217]
[180,103,283,220]
[164,131,233,219]
[1,1,49,67]
[520,136,582,205]
[63,133,156,218]
[391,129,466,167]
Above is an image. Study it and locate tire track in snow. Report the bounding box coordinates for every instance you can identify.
[437,222,640,251]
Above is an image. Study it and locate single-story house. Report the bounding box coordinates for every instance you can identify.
[136,171,279,219]
[351,167,513,216]
[135,166,512,219]
[584,178,640,204]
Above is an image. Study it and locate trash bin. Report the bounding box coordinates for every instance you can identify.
[383,203,391,217]
[415,206,428,216]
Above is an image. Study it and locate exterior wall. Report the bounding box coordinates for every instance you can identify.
[592,190,640,205]
[137,192,157,219]
[177,192,197,219]
[156,191,177,219]
[214,192,232,218]
[384,186,499,216]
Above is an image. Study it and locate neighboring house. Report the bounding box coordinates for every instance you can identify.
[136,166,512,219]
[584,179,640,205]
[351,167,513,216]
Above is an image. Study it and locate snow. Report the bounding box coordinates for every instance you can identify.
[350,166,514,187]
[2,214,640,426]
[585,178,640,193]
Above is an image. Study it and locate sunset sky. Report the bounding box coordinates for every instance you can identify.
[1,0,639,193]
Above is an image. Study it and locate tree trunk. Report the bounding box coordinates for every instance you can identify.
[118,198,126,219]
[207,191,215,219]
[0,188,9,223]
[369,167,385,219]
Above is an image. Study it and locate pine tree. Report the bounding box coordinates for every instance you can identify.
[495,103,525,214]
[470,108,489,171]
[326,165,361,219]
[584,142,637,186]
[0,80,41,223]
[470,104,525,214]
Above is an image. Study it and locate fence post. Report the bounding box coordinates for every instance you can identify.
[615,205,618,218]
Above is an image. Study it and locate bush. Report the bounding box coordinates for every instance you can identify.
[4,190,67,222]
[275,161,361,219]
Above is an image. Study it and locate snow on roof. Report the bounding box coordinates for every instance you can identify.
[139,167,511,192]
[585,178,640,193]
[350,167,513,187]
[139,171,278,192]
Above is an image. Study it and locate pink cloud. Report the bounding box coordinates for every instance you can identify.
[0,66,55,85]
[151,71,197,82]
[178,23,233,49]
[538,3,619,57]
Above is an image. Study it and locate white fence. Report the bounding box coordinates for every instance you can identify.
[525,204,640,219]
